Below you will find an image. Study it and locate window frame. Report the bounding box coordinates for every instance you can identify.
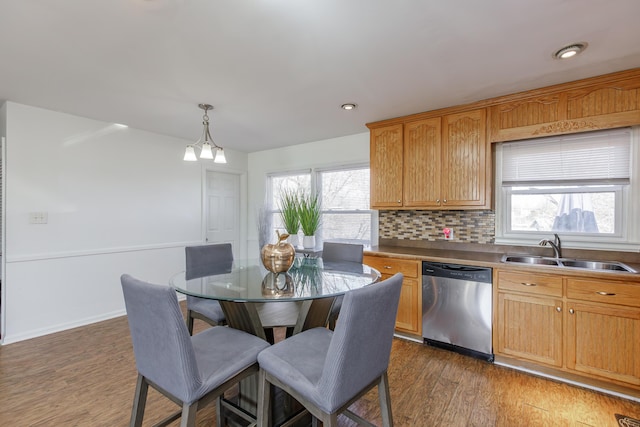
[314,163,377,247]
[266,163,377,248]
[495,127,640,251]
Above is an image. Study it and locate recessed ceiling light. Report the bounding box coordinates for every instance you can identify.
[553,42,587,60]
[341,103,358,110]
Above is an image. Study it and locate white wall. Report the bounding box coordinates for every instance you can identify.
[1,102,248,343]
[246,132,370,254]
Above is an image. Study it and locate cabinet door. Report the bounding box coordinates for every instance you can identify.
[364,255,421,335]
[370,124,404,208]
[441,109,489,208]
[394,276,421,335]
[403,118,441,207]
[496,292,563,367]
[566,301,640,386]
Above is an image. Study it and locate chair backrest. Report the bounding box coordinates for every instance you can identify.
[317,273,403,410]
[121,274,202,403]
[322,242,364,263]
[185,243,234,280]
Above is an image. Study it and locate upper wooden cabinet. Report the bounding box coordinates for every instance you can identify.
[370,124,404,208]
[489,72,640,142]
[403,117,441,207]
[370,109,490,210]
[441,109,488,208]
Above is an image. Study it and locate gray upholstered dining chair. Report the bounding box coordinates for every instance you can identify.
[322,242,364,330]
[185,243,234,334]
[121,274,270,427]
[256,273,403,427]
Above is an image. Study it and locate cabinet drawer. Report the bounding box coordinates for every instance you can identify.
[497,271,563,297]
[363,256,419,278]
[567,278,640,308]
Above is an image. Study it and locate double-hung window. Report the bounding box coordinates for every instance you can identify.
[495,127,638,249]
[316,165,374,246]
[266,164,376,247]
[266,170,311,237]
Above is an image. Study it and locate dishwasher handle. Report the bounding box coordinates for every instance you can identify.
[422,261,492,283]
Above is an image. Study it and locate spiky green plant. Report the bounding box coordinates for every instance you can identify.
[298,193,321,236]
[279,189,300,235]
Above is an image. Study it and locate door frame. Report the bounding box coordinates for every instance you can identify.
[201,165,248,259]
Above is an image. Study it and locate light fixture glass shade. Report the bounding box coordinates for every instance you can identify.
[183,146,197,161]
[200,142,214,159]
[214,148,227,164]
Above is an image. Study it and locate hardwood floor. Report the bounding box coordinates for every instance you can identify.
[1,308,639,427]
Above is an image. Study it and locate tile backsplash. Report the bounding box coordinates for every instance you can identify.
[379,210,496,244]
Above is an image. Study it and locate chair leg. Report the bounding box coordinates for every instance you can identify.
[180,401,198,427]
[257,369,271,427]
[325,413,339,427]
[378,372,393,427]
[216,396,223,427]
[328,315,337,330]
[130,374,149,427]
[186,310,195,335]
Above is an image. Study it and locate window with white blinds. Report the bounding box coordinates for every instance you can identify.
[495,127,638,249]
[501,128,631,185]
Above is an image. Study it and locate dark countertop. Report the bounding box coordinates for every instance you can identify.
[365,240,640,282]
[367,245,503,267]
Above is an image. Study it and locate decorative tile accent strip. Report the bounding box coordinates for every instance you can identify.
[379,210,496,244]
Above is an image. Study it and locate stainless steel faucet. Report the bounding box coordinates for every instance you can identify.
[539,233,562,258]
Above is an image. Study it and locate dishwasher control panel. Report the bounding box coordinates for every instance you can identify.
[422,262,492,283]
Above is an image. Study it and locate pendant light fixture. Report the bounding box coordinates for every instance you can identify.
[183,103,227,163]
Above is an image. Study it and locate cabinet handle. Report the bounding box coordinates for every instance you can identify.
[520,282,537,287]
[443,199,447,203]
[383,266,392,269]
[436,199,440,204]
[397,200,401,204]
[556,306,562,312]
[596,291,616,296]
[569,308,575,314]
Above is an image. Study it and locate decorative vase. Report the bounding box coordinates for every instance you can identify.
[302,235,316,249]
[261,272,294,297]
[261,231,295,273]
[287,233,299,248]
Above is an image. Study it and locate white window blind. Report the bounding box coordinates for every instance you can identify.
[502,128,631,185]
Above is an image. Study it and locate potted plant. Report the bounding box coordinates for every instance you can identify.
[298,192,321,249]
[279,189,300,247]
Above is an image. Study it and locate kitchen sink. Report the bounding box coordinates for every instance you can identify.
[502,255,560,266]
[559,259,636,272]
[501,255,637,273]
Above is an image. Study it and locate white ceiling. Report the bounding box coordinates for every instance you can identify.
[1,0,640,153]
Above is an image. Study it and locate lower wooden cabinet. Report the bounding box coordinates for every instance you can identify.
[495,269,640,391]
[364,255,421,336]
[496,291,563,367]
[566,300,640,386]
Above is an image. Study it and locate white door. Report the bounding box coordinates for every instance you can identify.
[205,171,240,257]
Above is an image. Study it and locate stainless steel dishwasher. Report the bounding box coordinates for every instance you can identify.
[422,261,494,361]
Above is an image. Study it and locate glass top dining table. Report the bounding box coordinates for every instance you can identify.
[170,257,381,342]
